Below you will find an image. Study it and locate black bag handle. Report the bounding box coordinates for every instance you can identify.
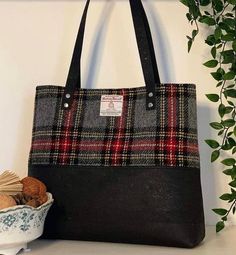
[63,0,161,110]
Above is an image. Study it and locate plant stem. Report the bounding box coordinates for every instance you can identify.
[194,19,199,32]
[219,3,230,18]
[221,127,230,148]
[219,42,227,69]
[219,80,226,105]
[225,199,236,218]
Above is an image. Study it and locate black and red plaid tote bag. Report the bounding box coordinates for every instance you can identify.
[28,0,205,248]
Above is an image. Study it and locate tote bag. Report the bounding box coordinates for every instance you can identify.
[29,0,205,248]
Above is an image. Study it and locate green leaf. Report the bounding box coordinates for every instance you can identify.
[229,179,236,187]
[231,166,236,179]
[224,18,235,28]
[211,46,217,59]
[233,112,236,119]
[226,0,236,4]
[192,29,198,39]
[218,130,224,135]
[221,141,233,151]
[216,221,225,232]
[228,101,235,106]
[224,89,236,98]
[219,22,230,32]
[225,13,234,18]
[227,84,235,89]
[232,166,236,175]
[211,72,222,81]
[222,141,233,150]
[221,50,234,57]
[213,208,228,216]
[232,147,236,154]
[221,50,235,64]
[205,139,220,148]
[217,67,225,75]
[205,35,216,46]
[234,126,236,137]
[221,158,236,166]
[213,0,224,12]
[223,168,232,175]
[206,94,219,102]
[188,39,193,52]
[214,27,222,40]
[222,56,234,64]
[222,33,234,41]
[222,216,227,221]
[189,4,200,19]
[203,60,218,68]
[233,40,236,52]
[220,193,232,200]
[222,119,236,127]
[210,122,223,130]
[200,0,211,5]
[199,16,216,26]
[225,106,233,114]
[223,72,236,80]
[186,13,192,21]
[231,188,236,194]
[211,150,220,162]
[180,0,189,6]
[228,138,236,147]
[218,104,226,118]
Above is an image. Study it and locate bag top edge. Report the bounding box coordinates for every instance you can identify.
[35,84,197,92]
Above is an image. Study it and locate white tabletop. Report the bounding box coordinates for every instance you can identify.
[22,226,235,255]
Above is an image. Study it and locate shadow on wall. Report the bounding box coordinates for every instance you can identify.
[198,105,218,225]
[84,1,114,89]
[145,0,174,82]
[12,93,35,177]
[81,0,174,87]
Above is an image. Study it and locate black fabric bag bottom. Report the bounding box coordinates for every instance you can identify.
[29,165,205,248]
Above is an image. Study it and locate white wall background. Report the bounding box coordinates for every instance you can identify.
[0,0,234,226]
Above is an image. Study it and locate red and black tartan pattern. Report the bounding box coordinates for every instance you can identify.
[29,84,200,168]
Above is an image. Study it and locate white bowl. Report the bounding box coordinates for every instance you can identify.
[0,193,53,255]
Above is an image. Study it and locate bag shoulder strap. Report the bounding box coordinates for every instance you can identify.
[63,0,161,110]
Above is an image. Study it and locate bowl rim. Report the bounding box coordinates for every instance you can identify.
[0,192,53,214]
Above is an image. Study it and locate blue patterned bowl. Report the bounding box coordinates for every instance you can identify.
[0,193,53,255]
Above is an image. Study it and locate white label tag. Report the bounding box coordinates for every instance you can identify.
[100,95,123,117]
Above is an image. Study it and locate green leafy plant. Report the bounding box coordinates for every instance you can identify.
[180,0,236,232]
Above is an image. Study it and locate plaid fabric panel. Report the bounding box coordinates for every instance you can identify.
[29,84,200,168]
